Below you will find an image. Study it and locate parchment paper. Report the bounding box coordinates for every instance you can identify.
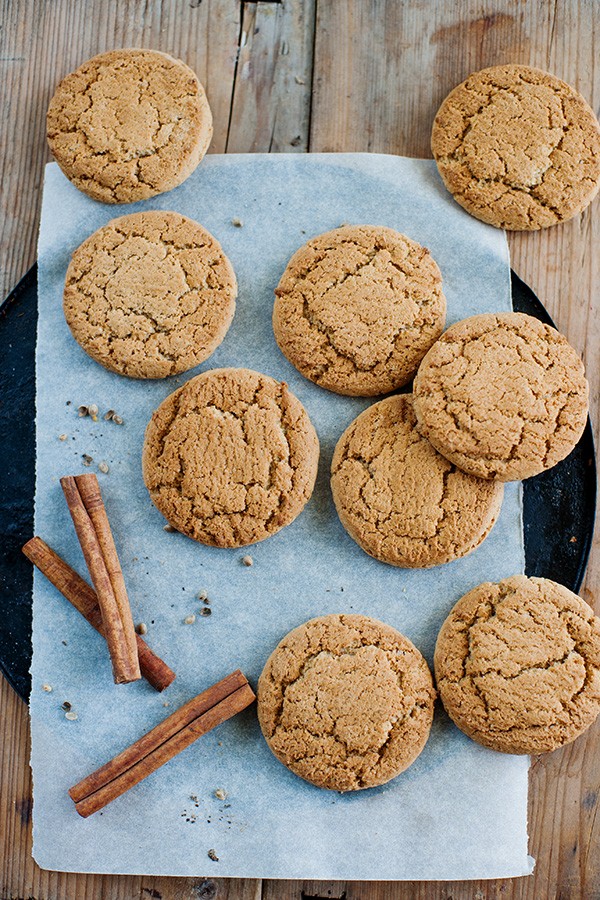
[31,154,533,880]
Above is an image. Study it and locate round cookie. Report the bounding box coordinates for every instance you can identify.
[434,576,600,754]
[413,312,589,481]
[431,64,600,230]
[63,211,237,379]
[273,225,446,396]
[331,394,504,567]
[47,49,213,203]
[142,368,319,547]
[257,614,436,790]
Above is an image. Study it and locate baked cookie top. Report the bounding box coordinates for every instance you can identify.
[434,576,600,754]
[257,614,435,790]
[63,211,237,379]
[331,394,504,568]
[431,64,600,230]
[413,312,589,481]
[47,49,213,203]
[273,225,446,396]
[142,368,319,548]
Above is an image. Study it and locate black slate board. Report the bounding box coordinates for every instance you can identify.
[0,266,596,701]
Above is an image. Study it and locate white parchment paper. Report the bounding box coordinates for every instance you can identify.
[31,154,533,880]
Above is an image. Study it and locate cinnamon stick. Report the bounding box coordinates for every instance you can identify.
[60,474,140,684]
[69,670,256,817]
[22,537,175,692]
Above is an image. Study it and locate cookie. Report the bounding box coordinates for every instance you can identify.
[431,64,600,230]
[434,576,600,754]
[63,211,237,379]
[273,225,446,396]
[413,313,589,481]
[142,368,319,547]
[257,614,435,790]
[47,49,213,203]
[331,394,504,567]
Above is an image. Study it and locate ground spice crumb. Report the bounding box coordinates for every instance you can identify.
[242,555,253,567]
[82,454,93,466]
[136,622,148,635]
[200,607,212,617]
[42,683,53,692]
[59,434,67,441]
[163,524,176,533]
[207,849,219,862]
[98,461,109,474]
[184,614,196,625]
[65,711,78,721]
[214,788,227,801]
[61,700,72,711]
[112,414,124,425]
[231,217,243,227]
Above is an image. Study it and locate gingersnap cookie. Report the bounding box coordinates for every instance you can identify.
[258,614,435,790]
[413,313,589,481]
[331,394,503,567]
[273,225,446,396]
[431,64,600,230]
[63,211,236,379]
[47,49,213,203]
[142,368,319,547]
[434,576,600,754]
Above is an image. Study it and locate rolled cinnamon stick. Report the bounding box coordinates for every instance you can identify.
[60,475,140,684]
[22,537,175,692]
[69,670,256,817]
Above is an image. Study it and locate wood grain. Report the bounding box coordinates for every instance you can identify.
[1,0,599,898]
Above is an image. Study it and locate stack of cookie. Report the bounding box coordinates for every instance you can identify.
[45,50,600,794]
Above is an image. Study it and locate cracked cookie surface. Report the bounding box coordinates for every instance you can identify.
[64,211,237,379]
[257,614,435,790]
[47,49,213,203]
[431,64,600,230]
[142,367,319,547]
[434,576,600,754]
[413,312,589,481]
[331,394,503,568]
[273,225,446,396]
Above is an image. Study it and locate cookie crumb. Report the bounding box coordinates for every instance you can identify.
[61,700,72,711]
[82,453,93,466]
[200,607,212,617]
[231,217,243,227]
[198,590,208,601]
[214,788,227,801]
[163,524,176,533]
[98,461,109,474]
[65,711,78,721]
[242,555,253,567]
[184,614,196,625]
[112,414,124,426]
[570,536,578,543]
[41,683,53,692]
[135,622,148,635]
[295,75,305,84]
[207,849,219,862]
[58,434,68,441]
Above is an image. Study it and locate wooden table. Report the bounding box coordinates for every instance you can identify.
[1,2,598,898]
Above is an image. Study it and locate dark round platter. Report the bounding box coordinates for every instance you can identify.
[0,267,596,701]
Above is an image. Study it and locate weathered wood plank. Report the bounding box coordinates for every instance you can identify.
[226,0,316,153]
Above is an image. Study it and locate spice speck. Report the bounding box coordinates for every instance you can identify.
[41,683,53,692]
[242,555,253,567]
[184,614,196,625]
[135,622,148,635]
[65,711,78,721]
[207,849,219,862]
[214,788,227,801]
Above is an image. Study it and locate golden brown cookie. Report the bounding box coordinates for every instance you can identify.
[434,576,600,754]
[258,614,435,790]
[413,313,589,481]
[431,64,600,230]
[142,368,319,547]
[63,211,236,379]
[273,225,446,396]
[331,394,504,567]
[47,49,213,203]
